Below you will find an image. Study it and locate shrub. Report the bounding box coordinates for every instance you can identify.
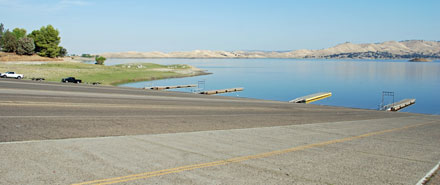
[59,46,67,57]
[16,37,35,55]
[95,56,106,65]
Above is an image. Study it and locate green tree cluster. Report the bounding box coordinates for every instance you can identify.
[81,53,94,58]
[29,25,61,58]
[0,23,67,57]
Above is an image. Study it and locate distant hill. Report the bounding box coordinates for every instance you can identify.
[100,40,440,59]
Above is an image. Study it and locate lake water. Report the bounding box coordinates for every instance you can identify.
[106,58,440,115]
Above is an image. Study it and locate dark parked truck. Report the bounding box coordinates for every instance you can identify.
[61,77,82,83]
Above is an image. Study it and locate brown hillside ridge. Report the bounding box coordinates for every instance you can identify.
[0,52,62,62]
[409,58,432,62]
[100,40,440,59]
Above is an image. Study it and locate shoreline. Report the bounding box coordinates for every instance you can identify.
[110,66,210,86]
[99,57,440,62]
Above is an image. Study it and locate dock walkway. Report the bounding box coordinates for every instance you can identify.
[147,84,197,90]
[289,92,332,103]
[199,87,244,95]
[384,99,416,111]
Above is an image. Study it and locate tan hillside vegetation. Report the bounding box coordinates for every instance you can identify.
[100,40,440,59]
[0,52,62,62]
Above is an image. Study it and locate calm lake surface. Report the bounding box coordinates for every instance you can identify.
[107,58,440,115]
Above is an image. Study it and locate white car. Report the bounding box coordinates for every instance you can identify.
[0,72,24,79]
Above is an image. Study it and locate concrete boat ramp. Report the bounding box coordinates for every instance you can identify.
[0,79,439,185]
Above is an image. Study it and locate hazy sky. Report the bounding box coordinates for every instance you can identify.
[1,0,439,54]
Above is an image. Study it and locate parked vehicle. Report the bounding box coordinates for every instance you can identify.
[61,77,82,83]
[0,72,24,79]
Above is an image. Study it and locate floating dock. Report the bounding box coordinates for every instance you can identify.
[384,99,416,111]
[199,88,244,95]
[147,84,197,90]
[289,92,332,103]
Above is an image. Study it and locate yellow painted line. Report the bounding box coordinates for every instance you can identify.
[72,121,433,185]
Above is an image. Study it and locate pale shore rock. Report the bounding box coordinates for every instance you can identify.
[153,65,207,75]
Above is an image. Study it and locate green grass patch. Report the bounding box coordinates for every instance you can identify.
[0,62,202,85]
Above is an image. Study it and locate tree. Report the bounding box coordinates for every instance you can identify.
[12,28,27,39]
[59,46,67,57]
[81,53,93,58]
[1,30,18,53]
[28,25,61,58]
[95,56,106,65]
[16,37,35,55]
[0,23,4,50]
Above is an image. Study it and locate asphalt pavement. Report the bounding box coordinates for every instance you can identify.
[0,79,439,185]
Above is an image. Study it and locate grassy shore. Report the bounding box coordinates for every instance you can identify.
[0,62,206,85]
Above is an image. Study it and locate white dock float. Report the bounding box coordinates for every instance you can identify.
[289,92,332,104]
[385,99,416,111]
[146,84,197,90]
[199,88,244,95]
